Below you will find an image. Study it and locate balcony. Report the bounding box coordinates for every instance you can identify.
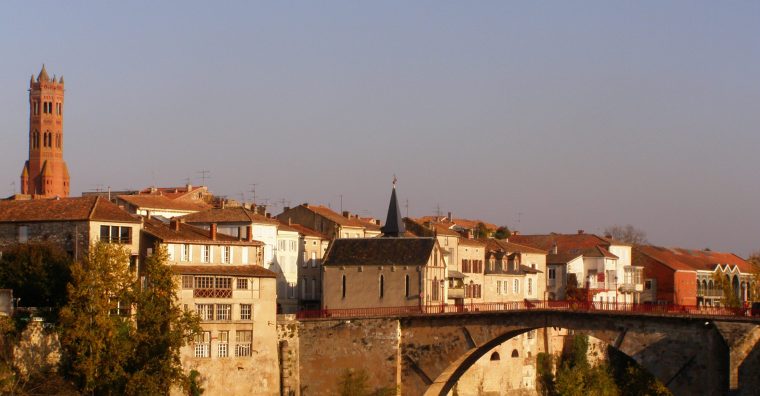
[448,288,464,299]
[619,283,644,293]
[193,289,232,298]
[697,289,723,298]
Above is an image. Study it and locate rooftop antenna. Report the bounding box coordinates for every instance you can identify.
[517,211,523,226]
[276,198,291,209]
[183,176,191,185]
[404,198,409,218]
[339,194,343,213]
[249,183,258,205]
[435,203,442,218]
[197,170,211,185]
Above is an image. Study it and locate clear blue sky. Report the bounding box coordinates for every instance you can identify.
[1,1,759,256]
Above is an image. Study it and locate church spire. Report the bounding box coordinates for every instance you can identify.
[380,176,406,237]
[37,64,50,82]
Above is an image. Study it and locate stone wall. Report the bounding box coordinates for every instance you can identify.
[278,314,301,396]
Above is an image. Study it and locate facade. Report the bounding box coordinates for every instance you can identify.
[635,245,757,306]
[286,223,330,311]
[457,238,487,305]
[404,218,464,303]
[418,214,500,239]
[139,218,279,395]
[181,207,280,270]
[277,204,380,240]
[20,65,70,197]
[483,240,547,303]
[510,232,642,304]
[0,196,141,260]
[274,222,300,313]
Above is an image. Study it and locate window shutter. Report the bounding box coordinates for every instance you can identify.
[242,247,248,264]
[210,246,214,263]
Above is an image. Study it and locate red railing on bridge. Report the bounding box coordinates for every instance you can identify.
[296,300,756,320]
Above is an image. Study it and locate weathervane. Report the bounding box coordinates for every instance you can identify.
[392,174,397,188]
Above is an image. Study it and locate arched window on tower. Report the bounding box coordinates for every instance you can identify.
[490,352,500,361]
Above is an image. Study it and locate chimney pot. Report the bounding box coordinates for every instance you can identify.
[210,223,217,241]
[447,212,452,221]
[246,225,253,242]
[511,231,519,236]
[577,229,584,234]
[288,218,292,226]
[284,206,290,212]
[342,211,350,218]
[170,219,180,231]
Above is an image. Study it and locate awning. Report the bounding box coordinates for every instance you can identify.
[448,270,465,279]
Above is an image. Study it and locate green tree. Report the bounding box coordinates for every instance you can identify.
[494,226,511,240]
[0,242,72,317]
[474,222,490,239]
[125,245,201,395]
[712,271,741,308]
[748,252,760,302]
[536,352,557,396]
[59,242,135,395]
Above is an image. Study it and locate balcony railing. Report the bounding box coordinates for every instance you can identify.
[448,288,464,299]
[697,289,723,297]
[193,289,232,298]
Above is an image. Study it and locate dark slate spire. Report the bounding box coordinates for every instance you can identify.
[381,177,406,237]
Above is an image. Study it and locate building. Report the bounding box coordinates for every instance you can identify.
[115,194,211,218]
[277,204,381,240]
[0,196,141,260]
[274,221,300,313]
[418,214,500,239]
[404,218,464,304]
[20,65,70,198]
[457,238,487,305]
[181,207,280,269]
[635,245,757,306]
[510,232,642,304]
[139,217,279,395]
[321,184,448,310]
[483,239,547,303]
[285,224,330,311]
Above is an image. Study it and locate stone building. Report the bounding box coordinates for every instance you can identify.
[404,218,464,304]
[276,204,380,240]
[322,184,448,310]
[483,239,547,303]
[115,194,210,218]
[0,196,141,261]
[284,223,330,311]
[274,221,300,313]
[140,217,279,395]
[19,65,70,198]
[458,238,487,305]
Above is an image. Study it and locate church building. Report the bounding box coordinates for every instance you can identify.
[20,65,70,197]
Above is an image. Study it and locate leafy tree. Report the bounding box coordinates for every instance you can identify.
[0,242,72,317]
[748,252,760,302]
[603,225,648,246]
[59,242,135,395]
[536,352,557,396]
[125,245,201,395]
[494,226,511,240]
[712,271,741,309]
[474,222,490,239]
[565,274,588,302]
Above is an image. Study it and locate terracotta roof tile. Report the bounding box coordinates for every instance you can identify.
[170,265,276,278]
[285,223,330,239]
[487,239,547,255]
[304,205,373,228]
[181,207,279,225]
[117,194,210,212]
[509,233,615,255]
[635,245,754,273]
[143,217,262,246]
[457,238,487,247]
[0,196,140,223]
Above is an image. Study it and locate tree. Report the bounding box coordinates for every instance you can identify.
[603,225,648,246]
[0,242,72,317]
[712,271,741,309]
[59,242,135,394]
[494,226,511,240]
[125,245,201,395]
[748,252,760,302]
[474,222,490,239]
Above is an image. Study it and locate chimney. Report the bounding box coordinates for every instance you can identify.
[288,218,292,226]
[266,213,271,218]
[245,225,252,242]
[577,229,584,234]
[186,183,192,191]
[170,219,180,231]
[342,211,350,218]
[552,242,558,254]
[447,211,452,222]
[511,231,519,236]
[375,219,381,226]
[284,206,290,212]
[210,223,217,241]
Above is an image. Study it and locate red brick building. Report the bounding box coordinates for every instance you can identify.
[20,65,70,197]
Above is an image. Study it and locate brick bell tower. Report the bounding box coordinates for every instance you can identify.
[20,65,70,197]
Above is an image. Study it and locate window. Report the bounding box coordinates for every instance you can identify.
[405,275,410,298]
[490,352,500,361]
[237,278,248,290]
[502,281,508,295]
[548,268,556,282]
[278,240,285,251]
[182,275,193,289]
[216,277,231,290]
[99,225,132,244]
[195,304,214,321]
[379,275,384,298]
[311,252,317,267]
[511,349,519,358]
[194,331,210,358]
[513,279,520,294]
[341,275,347,299]
[301,277,307,299]
[497,281,502,295]
[242,247,248,264]
[216,304,231,320]
[311,278,317,299]
[17,225,28,243]
[302,252,308,268]
[201,245,211,263]
[528,278,533,295]
[290,240,297,251]
[235,331,252,357]
[288,282,296,298]
[193,276,232,298]
[181,244,190,262]
[218,331,229,357]
[222,246,231,263]
[240,304,252,320]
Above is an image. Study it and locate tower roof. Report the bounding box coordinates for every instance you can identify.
[380,179,405,237]
[37,65,50,82]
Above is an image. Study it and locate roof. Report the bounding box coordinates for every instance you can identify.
[182,207,279,225]
[138,185,208,200]
[0,196,140,223]
[636,245,755,273]
[519,264,543,274]
[170,265,276,278]
[487,239,547,255]
[418,216,499,231]
[547,253,583,265]
[448,270,465,279]
[142,217,262,246]
[458,238,487,247]
[276,221,300,233]
[285,223,329,239]
[302,204,372,229]
[118,194,210,212]
[380,186,405,237]
[323,237,437,267]
[405,218,461,237]
[509,233,620,256]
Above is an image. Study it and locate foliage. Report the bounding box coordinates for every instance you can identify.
[607,346,671,396]
[59,242,201,395]
[474,222,490,239]
[536,352,556,396]
[711,271,742,308]
[125,245,201,395]
[59,242,135,394]
[337,368,396,396]
[603,225,648,246]
[748,252,760,302]
[0,242,73,318]
[565,274,587,302]
[494,226,511,240]
[187,370,204,396]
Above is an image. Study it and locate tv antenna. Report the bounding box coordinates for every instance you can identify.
[197,170,211,185]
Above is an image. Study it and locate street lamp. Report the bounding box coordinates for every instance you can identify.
[440,279,446,313]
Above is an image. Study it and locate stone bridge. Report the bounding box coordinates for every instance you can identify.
[277,310,760,396]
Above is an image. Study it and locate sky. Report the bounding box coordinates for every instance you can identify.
[1,1,759,256]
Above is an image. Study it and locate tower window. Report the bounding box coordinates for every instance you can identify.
[33,102,39,115]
